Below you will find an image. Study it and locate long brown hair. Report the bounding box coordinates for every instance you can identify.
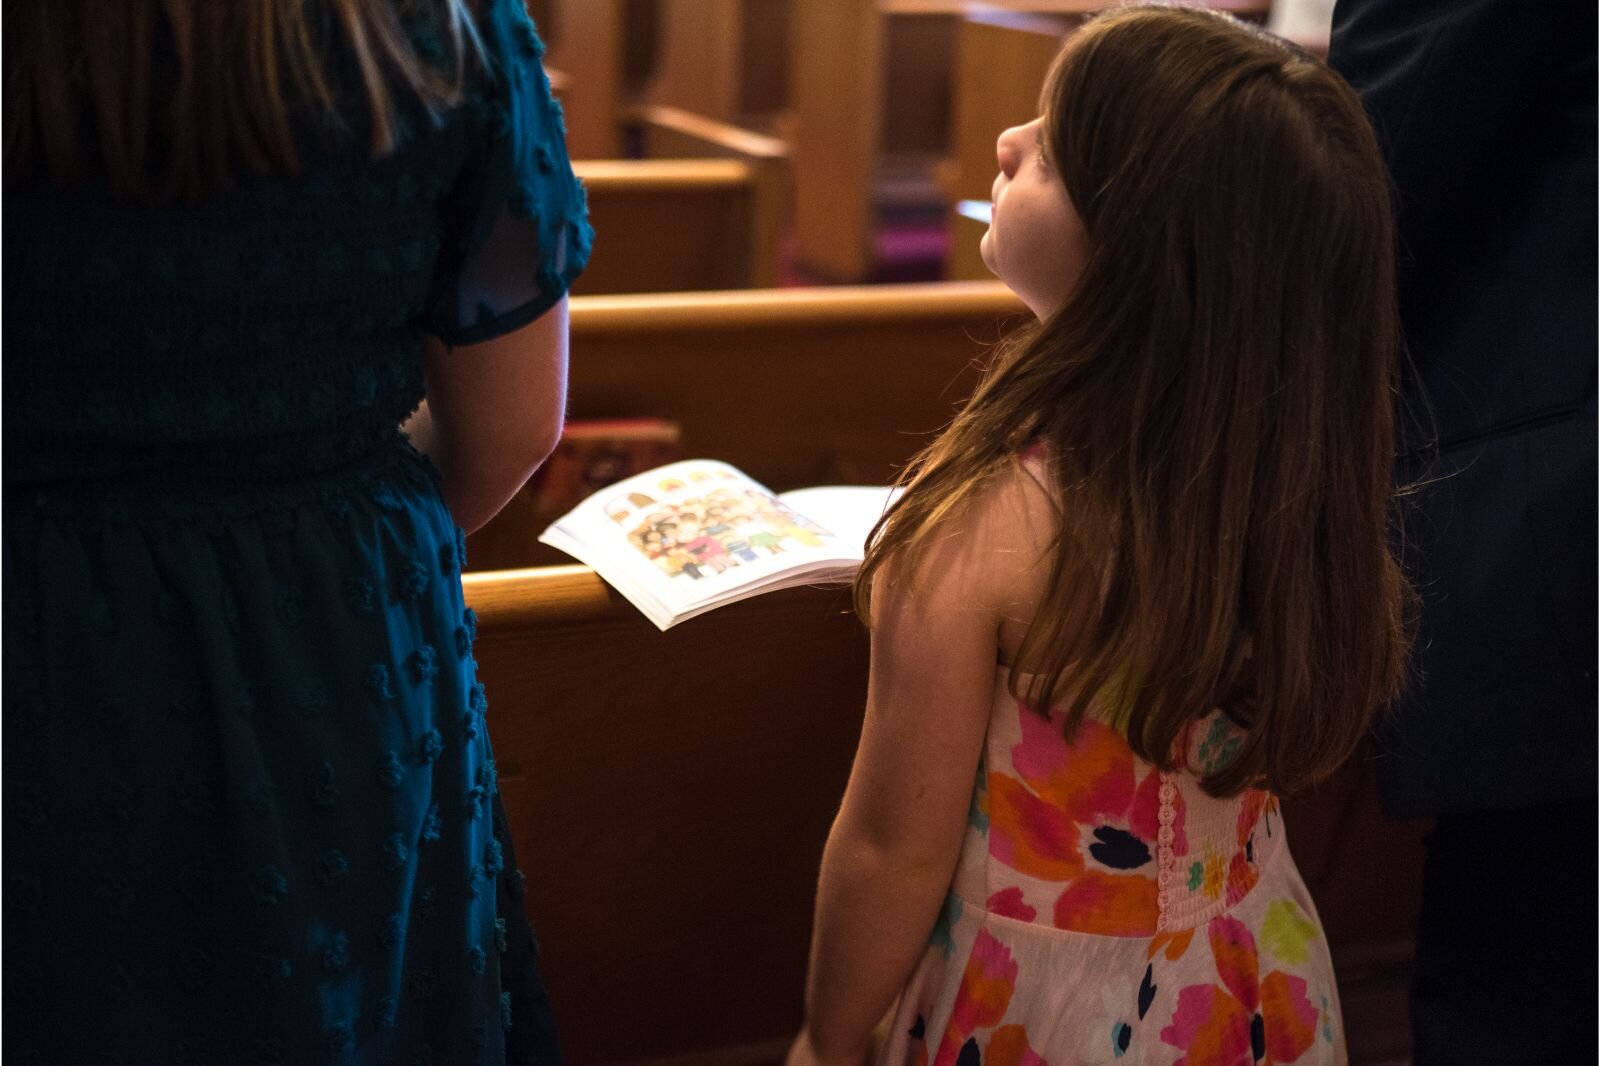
[857,5,1414,797]
[5,0,483,202]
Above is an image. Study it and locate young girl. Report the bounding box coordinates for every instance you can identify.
[789,7,1411,1065]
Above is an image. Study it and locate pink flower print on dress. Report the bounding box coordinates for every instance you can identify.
[986,886,1037,923]
[987,702,1185,934]
[932,928,1019,1066]
[1159,915,1319,1064]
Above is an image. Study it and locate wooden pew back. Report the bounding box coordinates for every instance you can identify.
[791,0,887,281]
[572,159,766,294]
[645,0,793,123]
[789,1,1273,281]
[470,567,870,1066]
[537,0,632,158]
[564,282,1023,485]
[466,282,1027,571]
[631,105,793,288]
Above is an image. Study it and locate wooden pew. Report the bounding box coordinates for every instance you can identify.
[537,0,792,158]
[473,562,1424,1066]
[563,283,1023,485]
[466,282,1029,571]
[470,566,871,1066]
[627,105,793,288]
[791,1,1272,282]
[644,0,793,126]
[571,159,780,294]
[536,0,658,158]
[537,0,624,158]
[790,0,957,282]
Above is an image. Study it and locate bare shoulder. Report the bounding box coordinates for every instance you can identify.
[878,456,1060,629]
[984,455,1062,664]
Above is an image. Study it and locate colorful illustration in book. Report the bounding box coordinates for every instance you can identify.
[613,470,838,580]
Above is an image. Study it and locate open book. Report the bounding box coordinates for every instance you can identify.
[539,459,901,630]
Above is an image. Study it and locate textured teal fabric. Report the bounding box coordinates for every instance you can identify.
[2,2,588,1061]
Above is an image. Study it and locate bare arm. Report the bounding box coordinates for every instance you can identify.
[794,468,1052,1064]
[405,295,570,533]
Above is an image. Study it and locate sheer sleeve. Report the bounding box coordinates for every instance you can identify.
[422,0,593,346]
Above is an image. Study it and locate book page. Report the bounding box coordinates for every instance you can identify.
[540,460,866,626]
[775,485,903,555]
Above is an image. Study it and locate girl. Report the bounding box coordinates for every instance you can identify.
[789,7,1412,1065]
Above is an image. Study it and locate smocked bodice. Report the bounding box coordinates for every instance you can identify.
[880,670,1342,1062]
[951,669,1281,938]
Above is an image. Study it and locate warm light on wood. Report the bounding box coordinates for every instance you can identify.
[569,159,763,293]
[462,565,617,626]
[571,280,1021,331]
[574,158,752,191]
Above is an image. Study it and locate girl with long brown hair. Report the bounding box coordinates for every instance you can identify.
[5,0,589,1060]
[789,7,1412,1064]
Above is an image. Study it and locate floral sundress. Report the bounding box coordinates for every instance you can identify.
[879,670,1345,1065]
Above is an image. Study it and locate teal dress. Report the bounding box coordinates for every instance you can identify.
[2,2,590,1062]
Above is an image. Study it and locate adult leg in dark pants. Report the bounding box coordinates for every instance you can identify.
[1410,801,1598,1064]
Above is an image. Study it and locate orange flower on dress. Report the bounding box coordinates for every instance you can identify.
[1147,927,1196,962]
[986,1024,1047,1066]
[1159,915,1319,1065]
[986,701,1186,935]
[1222,790,1274,905]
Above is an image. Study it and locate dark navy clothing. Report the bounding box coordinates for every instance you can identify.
[1331,0,1596,818]
[2,2,590,1061]
[1331,3,1596,1062]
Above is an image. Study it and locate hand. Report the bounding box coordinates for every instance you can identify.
[785,1029,871,1066]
